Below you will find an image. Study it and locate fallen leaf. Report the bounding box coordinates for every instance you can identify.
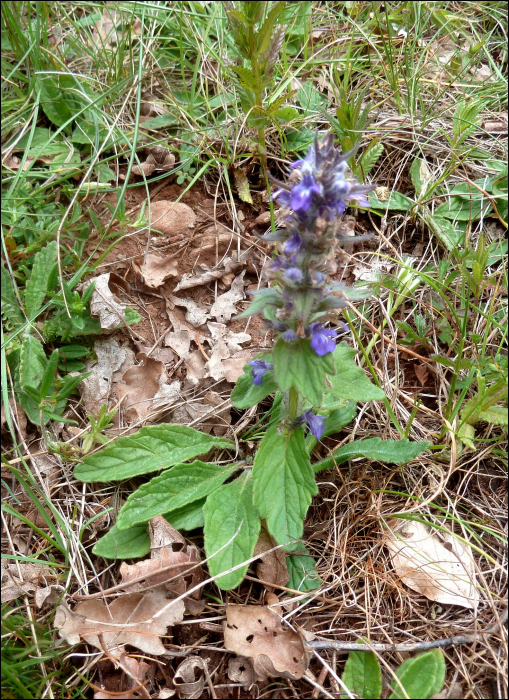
[1,398,27,438]
[227,656,256,685]
[174,657,206,699]
[86,273,133,330]
[482,120,508,133]
[148,201,196,238]
[254,526,289,590]
[204,322,251,382]
[414,364,430,386]
[80,338,131,417]
[169,295,210,327]
[1,560,55,604]
[118,517,203,613]
[165,329,192,360]
[183,350,207,388]
[54,587,184,655]
[173,255,245,292]
[94,653,151,699]
[133,146,175,176]
[210,271,246,323]
[116,354,180,423]
[135,253,179,288]
[385,519,479,609]
[224,604,310,681]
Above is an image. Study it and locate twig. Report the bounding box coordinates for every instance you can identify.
[307,608,508,654]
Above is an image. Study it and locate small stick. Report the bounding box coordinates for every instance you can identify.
[195,331,210,361]
[308,608,508,654]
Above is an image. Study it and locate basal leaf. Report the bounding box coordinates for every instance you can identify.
[327,342,385,402]
[19,335,47,390]
[204,472,261,590]
[74,425,233,482]
[342,642,382,699]
[389,649,446,699]
[165,499,205,531]
[253,426,317,551]
[313,437,431,473]
[116,461,238,530]
[92,522,151,560]
[368,191,414,212]
[1,265,24,327]
[231,362,277,409]
[273,338,335,406]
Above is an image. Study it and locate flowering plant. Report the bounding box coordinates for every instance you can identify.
[79,133,429,592]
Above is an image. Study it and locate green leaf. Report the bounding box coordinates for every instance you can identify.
[92,522,151,560]
[327,343,385,402]
[1,265,24,327]
[24,241,58,319]
[19,335,47,391]
[137,114,178,130]
[165,499,205,531]
[236,289,283,318]
[359,141,384,178]
[313,437,431,473]
[253,426,317,551]
[204,472,261,590]
[39,349,59,399]
[36,77,74,127]
[368,191,414,212]
[74,425,233,482]
[389,649,446,699]
[287,548,321,592]
[322,401,358,438]
[231,362,277,409]
[478,405,508,425]
[427,216,462,250]
[342,643,383,699]
[116,461,239,530]
[457,421,476,450]
[273,338,335,406]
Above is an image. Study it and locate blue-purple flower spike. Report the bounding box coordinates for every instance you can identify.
[309,323,337,356]
[248,359,273,386]
[300,410,326,440]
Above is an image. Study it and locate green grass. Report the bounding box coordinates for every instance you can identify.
[1,1,507,697]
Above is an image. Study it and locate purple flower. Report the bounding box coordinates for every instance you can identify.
[299,410,326,440]
[282,328,297,342]
[284,267,303,284]
[308,323,337,355]
[291,173,321,214]
[248,359,274,385]
[282,231,303,256]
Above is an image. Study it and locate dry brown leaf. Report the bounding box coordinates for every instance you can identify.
[133,146,175,176]
[79,338,131,417]
[204,322,251,382]
[385,519,479,609]
[165,329,192,360]
[224,604,310,681]
[414,364,430,386]
[227,656,256,685]
[118,517,203,612]
[173,657,206,699]
[115,354,179,423]
[254,526,289,590]
[149,201,196,238]
[1,398,27,438]
[209,271,246,323]
[173,256,244,292]
[85,273,133,330]
[94,653,151,699]
[1,560,55,604]
[184,350,207,388]
[55,587,184,655]
[135,253,179,288]
[169,295,209,327]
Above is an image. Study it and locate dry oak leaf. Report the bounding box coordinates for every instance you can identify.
[209,270,246,323]
[134,253,179,288]
[227,656,256,685]
[173,657,206,699]
[54,587,184,655]
[169,295,210,327]
[119,517,203,613]
[224,604,310,681]
[173,254,246,292]
[254,526,289,590]
[85,272,133,330]
[149,201,196,238]
[94,653,151,700]
[385,518,479,610]
[79,337,130,417]
[1,560,55,604]
[116,354,180,423]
